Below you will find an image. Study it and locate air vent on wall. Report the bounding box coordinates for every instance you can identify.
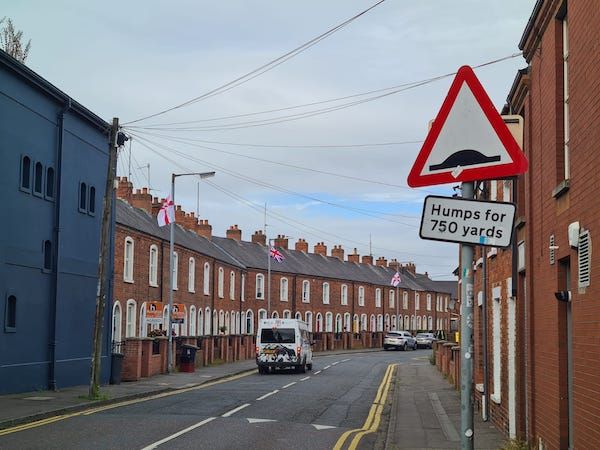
[578,230,591,289]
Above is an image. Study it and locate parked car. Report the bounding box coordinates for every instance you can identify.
[383,331,417,351]
[416,332,436,349]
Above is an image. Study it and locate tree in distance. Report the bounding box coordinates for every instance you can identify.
[1,17,31,63]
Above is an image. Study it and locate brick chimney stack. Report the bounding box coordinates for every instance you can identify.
[130,187,152,213]
[226,224,242,241]
[116,177,133,203]
[252,230,266,246]
[274,234,289,250]
[376,257,388,267]
[174,205,185,224]
[388,258,401,272]
[295,238,308,253]
[401,262,416,274]
[348,248,360,264]
[151,197,162,218]
[182,212,197,231]
[196,219,212,240]
[314,242,327,256]
[331,245,344,260]
[362,255,374,265]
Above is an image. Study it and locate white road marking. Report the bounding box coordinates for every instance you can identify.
[331,361,340,366]
[221,403,250,417]
[323,365,331,370]
[314,370,322,375]
[300,376,310,381]
[247,418,277,424]
[141,417,216,449]
[256,390,279,401]
[341,358,351,362]
[282,382,297,389]
[312,424,337,430]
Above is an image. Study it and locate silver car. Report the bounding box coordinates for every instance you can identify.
[416,332,436,349]
[383,331,417,351]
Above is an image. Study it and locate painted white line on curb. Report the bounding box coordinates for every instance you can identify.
[141,417,216,449]
[222,403,250,417]
[300,376,310,381]
[314,370,322,375]
[282,382,297,389]
[256,390,279,401]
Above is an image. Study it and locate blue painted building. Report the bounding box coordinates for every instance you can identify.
[0,50,112,394]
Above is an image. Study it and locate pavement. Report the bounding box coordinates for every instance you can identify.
[0,348,506,450]
[381,357,506,450]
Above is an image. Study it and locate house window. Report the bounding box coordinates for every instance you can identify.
[88,186,96,215]
[241,274,245,302]
[189,306,196,336]
[283,310,291,319]
[503,180,511,202]
[358,286,365,306]
[123,237,134,282]
[305,311,313,331]
[33,162,43,196]
[256,274,264,299]
[246,310,254,335]
[43,240,52,271]
[172,252,178,290]
[492,287,502,402]
[126,299,136,338]
[389,290,395,309]
[79,182,87,211]
[188,258,195,292]
[218,267,224,298]
[415,293,420,310]
[323,282,330,304]
[375,288,382,308]
[280,278,288,301]
[302,280,310,303]
[341,284,348,305]
[149,245,158,286]
[203,263,210,295]
[562,14,570,181]
[20,155,31,192]
[205,307,211,335]
[230,271,235,300]
[403,291,408,309]
[490,180,497,201]
[112,301,122,342]
[426,294,432,311]
[45,167,55,199]
[325,312,333,332]
[5,295,17,332]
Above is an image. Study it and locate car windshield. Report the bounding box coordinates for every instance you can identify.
[260,328,295,344]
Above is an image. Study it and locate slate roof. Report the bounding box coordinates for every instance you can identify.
[116,199,443,293]
[428,280,459,299]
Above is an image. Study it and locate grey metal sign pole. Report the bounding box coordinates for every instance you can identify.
[168,174,175,374]
[460,181,475,449]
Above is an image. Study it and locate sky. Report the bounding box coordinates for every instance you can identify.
[4,0,535,279]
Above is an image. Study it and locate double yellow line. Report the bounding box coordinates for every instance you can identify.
[0,369,255,437]
[333,363,396,450]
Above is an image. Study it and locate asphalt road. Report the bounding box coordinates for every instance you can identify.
[0,349,429,450]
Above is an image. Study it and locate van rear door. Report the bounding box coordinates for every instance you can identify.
[257,327,300,364]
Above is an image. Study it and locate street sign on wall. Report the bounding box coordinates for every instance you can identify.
[407,66,528,187]
[419,195,516,248]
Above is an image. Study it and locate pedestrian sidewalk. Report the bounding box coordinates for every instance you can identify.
[384,358,506,450]
[0,347,379,431]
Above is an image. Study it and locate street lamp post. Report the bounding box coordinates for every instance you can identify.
[167,170,215,374]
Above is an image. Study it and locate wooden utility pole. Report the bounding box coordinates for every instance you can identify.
[89,117,119,399]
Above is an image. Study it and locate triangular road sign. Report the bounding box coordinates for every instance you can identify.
[407,65,528,187]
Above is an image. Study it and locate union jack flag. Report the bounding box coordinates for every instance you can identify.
[390,272,401,287]
[269,246,285,263]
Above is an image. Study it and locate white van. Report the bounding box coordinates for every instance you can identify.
[256,318,313,374]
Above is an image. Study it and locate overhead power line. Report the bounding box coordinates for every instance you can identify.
[123,0,387,125]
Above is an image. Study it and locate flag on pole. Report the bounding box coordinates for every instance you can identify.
[157,196,175,227]
[390,272,401,287]
[269,246,285,263]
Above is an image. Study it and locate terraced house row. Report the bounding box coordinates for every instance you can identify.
[112,177,457,379]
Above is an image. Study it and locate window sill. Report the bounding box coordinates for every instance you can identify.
[552,179,570,198]
[149,282,159,288]
[189,290,196,294]
[514,216,526,229]
[124,279,134,284]
[491,393,501,404]
[280,298,288,302]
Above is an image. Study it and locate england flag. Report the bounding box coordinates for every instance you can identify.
[390,272,401,287]
[157,196,175,227]
[269,247,285,263]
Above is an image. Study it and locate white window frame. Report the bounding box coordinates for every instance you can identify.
[123,237,134,283]
[325,312,333,332]
[492,286,502,403]
[188,257,195,293]
[203,262,210,295]
[204,307,211,335]
[149,245,158,287]
[241,274,245,302]
[125,299,136,338]
[280,277,289,302]
[302,280,310,303]
[218,267,224,298]
[172,252,178,290]
[389,290,395,309]
[341,284,348,305]
[322,282,330,305]
[403,291,408,309]
[229,271,236,300]
[426,294,432,311]
[375,288,382,308]
[189,305,196,336]
[563,15,570,180]
[256,274,265,299]
[305,311,313,331]
[112,301,122,342]
[358,286,365,306]
[415,293,420,310]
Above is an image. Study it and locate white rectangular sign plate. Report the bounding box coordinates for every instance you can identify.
[419,195,516,248]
